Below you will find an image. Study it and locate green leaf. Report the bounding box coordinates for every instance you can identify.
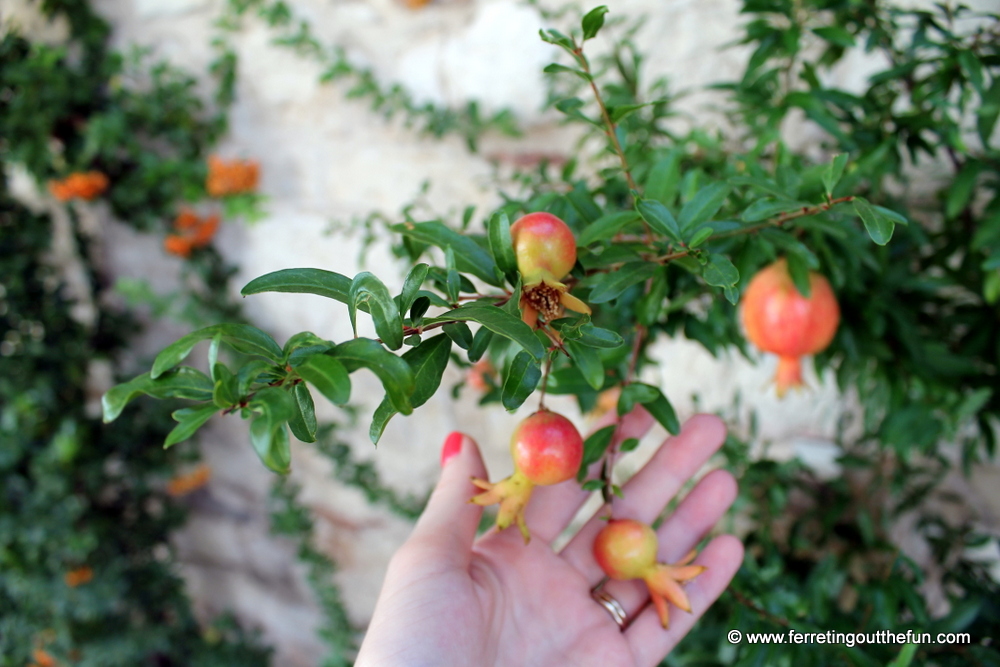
[976,77,1000,145]
[288,383,317,443]
[296,354,352,405]
[433,305,546,360]
[577,211,641,246]
[886,644,918,667]
[578,424,615,479]
[609,102,654,123]
[620,438,640,453]
[443,321,474,349]
[687,226,714,248]
[151,324,283,378]
[637,199,681,243]
[945,162,981,220]
[333,339,415,414]
[729,175,793,199]
[741,198,808,222]
[785,252,813,298]
[164,403,218,449]
[543,63,592,81]
[812,26,855,47]
[636,269,668,326]
[702,254,739,288]
[237,359,276,395]
[581,5,609,40]
[369,334,452,444]
[350,272,403,351]
[645,151,681,206]
[242,267,352,303]
[576,323,625,348]
[468,326,494,363]
[822,153,849,195]
[502,350,542,411]
[853,197,894,245]
[398,263,429,315]
[102,368,214,422]
[488,211,518,280]
[410,295,431,324]
[625,383,680,435]
[589,261,658,303]
[618,382,659,415]
[248,387,295,474]
[391,221,501,286]
[679,183,731,231]
[566,340,604,390]
[212,363,240,408]
[539,28,575,51]
[282,331,334,363]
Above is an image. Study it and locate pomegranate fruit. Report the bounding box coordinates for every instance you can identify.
[740,258,840,396]
[510,212,590,328]
[593,519,706,629]
[471,409,583,543]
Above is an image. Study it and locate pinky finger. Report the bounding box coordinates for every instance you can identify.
[625,534,744,667]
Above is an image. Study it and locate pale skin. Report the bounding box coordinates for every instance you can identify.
[355,411,744,667]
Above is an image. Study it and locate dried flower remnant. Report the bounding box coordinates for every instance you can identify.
[48,171,109,201]
[206,155,259,197]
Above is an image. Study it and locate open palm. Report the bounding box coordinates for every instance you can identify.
[355,412,743,667]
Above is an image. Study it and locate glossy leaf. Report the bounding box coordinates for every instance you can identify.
[588,261,658,303]
[288,383,318,443]
[398,263,429,315]
[578,424,615,480]
[679,183,731,231]
[637,198,681,242]
[102,368,214,422]
[822,153,849,195]
[581,5,609,40]
[468,326,494,363]
[350,272,403,351]
[741,198,808,222]
[151,324,283,378]
[443,321,474,349]
[501,350,541,411]
[702,253,739,288]
[854,197,894,245]
[164,403,218,449]
[391,221,501,286]
[566,340,604,390]
[296,353,352,406]
[242,267,352,304]
[333,339,414,415]
[488,211,517,279]
[369,334,452,444]
[433,305,546,360]
[577,211,641,246]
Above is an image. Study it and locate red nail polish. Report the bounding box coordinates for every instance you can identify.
[441,431,463,467]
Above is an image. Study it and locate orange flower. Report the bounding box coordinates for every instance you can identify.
[164,209,220,257]
[48,171,109,201]
[64,567,93,588]
[31,648,57,667]
[206,155,259,197]
[167,464,212,497]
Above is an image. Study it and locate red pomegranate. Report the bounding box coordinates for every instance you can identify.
[471,410,583,543]
[740,258,840,396]
[509,212,590,328]
[593,519,706,629]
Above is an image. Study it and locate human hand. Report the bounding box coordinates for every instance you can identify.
[354,411,743,667]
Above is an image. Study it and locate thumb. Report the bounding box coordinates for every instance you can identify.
[408,432,488,566]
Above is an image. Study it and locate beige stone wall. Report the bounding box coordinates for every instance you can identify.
[6,0,999,664]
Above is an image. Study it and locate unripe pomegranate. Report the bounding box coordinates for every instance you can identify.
[740,258,840,396]
[593,519,706,629]
[509,212,590,328]
[471,410,583,543]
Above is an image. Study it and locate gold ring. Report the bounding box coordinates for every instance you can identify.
[591,588,628,630]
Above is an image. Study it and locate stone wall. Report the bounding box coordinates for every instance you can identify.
[6,0,999,664]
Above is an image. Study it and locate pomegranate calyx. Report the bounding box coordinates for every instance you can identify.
[470,470,535,543]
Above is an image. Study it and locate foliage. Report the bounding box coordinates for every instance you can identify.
[216,0,521,151]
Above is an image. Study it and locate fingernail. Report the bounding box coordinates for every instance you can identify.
[441,431,464,467]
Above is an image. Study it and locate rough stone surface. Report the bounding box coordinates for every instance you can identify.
[8,0,998,664]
